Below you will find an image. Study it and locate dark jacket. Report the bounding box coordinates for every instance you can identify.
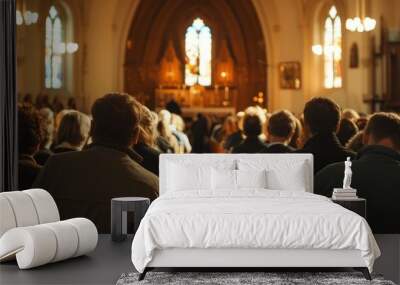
[133,143,161,176]
[263,143,295,153]
[53,146,78,154]
[296,132,355,173]
[34,148,53,166]
[18,154,42,190]
[232,137,269,153]
[315,145,400,233]
[33,144,159,233]
[224,131,244,152]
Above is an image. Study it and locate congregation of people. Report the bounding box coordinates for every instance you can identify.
[18,92,400,234]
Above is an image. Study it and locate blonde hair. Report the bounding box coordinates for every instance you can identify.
[138,106,158,146]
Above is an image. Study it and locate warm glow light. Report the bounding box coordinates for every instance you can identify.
[16,9,39,26]
[220,71,227,78]
[345,16,376,32]
[66,42,79,54]
[16,10,23,26]
[312,44,323,55]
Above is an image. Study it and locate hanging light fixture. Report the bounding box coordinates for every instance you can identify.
[16,1,39,26]
[345,0,376,32]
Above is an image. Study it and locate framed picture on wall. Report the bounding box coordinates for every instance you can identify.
[279,61,301,89]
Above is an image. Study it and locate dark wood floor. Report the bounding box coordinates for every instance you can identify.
[0,235,399,284]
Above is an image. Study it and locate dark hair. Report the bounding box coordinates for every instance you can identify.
[337,118,359,146]
[303,97,340,134]
[91,93,141,147]
[364,112,400,150]
[18,104,43,155]
[346,131,364,152]
[268,110,296,139]
[57,111,89,146]
[243,114,262,137]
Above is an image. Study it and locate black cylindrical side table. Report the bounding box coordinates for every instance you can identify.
[111,197,150,242]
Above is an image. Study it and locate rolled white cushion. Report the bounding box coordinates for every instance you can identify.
[23,189,60,223]
[0,191,39,227]
[64,218,98,257]
[0,196,17,237]
[42,221,79,262]
[0,226,57,269]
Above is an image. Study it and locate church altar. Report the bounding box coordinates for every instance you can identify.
[155,87,237,116]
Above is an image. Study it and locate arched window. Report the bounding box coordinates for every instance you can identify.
[185,18,212,86]
[45,5,64,89]
[323,5,342,89]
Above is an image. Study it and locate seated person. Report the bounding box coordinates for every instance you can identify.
[315,113,400,233]
[337,118,359,146]
[264,110,296,153]
[134,106,161,176]
[157,109,180,153]
[171,113,192,153]
[296,97,355,173]
[53,111,91,153]
[232,114,268,153]
[288,116,303,149]
[34,107,54,165]
[18,104,43,189]
[34,93,159,233]
[224,112,244,152]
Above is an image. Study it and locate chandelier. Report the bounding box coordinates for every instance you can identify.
[16,0,39,26]
[345,0,376,32]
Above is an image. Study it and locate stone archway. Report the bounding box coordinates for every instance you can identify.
[124,0,267,111]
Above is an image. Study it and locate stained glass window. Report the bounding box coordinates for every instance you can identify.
[323,6,342,89]
[45,6,64,89]
[185,18,212,86]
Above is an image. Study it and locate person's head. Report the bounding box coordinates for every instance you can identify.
[159,109,172,125]
[39,107,54,149]
[223,115,238,135]
[356,116,369,130]
[337,118,359,146]
[267,110,296,144]
[303,97,341,136]
[57,111,91,149]
[91,93,142,147]
[342,108,360,122]
[363,112,400,151]
[346,131,365,153]
[171,113,185,132]
[67,98,77,109]
[289,116,303,149]
[18,104,43,156]
[55,109,74,133]
[236,111,245,131]
[243,114,262,138]
[138,105,158,146]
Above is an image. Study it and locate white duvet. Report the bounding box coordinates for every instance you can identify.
[131,190,380,273]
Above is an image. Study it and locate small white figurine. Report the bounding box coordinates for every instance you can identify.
[342,157,353,189]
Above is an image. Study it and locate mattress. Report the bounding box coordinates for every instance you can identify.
[131,190,380,273]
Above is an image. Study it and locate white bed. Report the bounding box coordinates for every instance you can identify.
[131,154,380,280]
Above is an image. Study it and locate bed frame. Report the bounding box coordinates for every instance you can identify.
[138,154,372,281]
[139,248,371,280]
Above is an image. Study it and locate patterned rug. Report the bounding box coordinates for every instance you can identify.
[117,271,396,285]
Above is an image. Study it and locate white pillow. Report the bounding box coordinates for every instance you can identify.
[266,162,306,191]
[237,169,267,189]
[211,168,237,190]
[237,159,308,191]
[167,163,211,191]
